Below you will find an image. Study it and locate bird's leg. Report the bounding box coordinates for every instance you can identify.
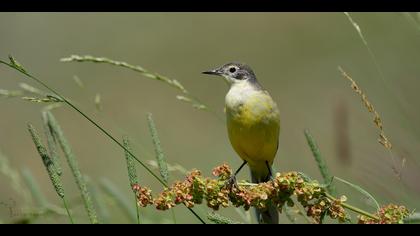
[265,161,274,180]
[225,160,247,189]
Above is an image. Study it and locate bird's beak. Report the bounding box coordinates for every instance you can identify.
[202,68,222,76]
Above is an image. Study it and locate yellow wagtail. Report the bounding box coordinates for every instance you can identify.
[203,62,280,224]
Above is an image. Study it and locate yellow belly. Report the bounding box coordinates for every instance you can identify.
[226,92,280,177]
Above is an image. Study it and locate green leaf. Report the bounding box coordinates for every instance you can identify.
[332,176,380,211]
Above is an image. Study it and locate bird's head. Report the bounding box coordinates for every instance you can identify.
[202,62,257,85]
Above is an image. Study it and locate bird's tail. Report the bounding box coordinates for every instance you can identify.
[250,168,279,224]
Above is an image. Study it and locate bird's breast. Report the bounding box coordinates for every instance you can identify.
[225,83,279,126]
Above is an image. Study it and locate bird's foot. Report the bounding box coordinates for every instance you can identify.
[224,175,239,190]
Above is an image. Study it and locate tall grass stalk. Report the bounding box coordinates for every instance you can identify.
[42,111,62,176]
[60,55,208,111]
[147,113,169,183]
[338,67,404,179]
[146,113,176,223]
[123,136,141,224]
[21,95,63,103]
[343,12,419,140]
[45,111,98,224]
[342,13,391,97]
[60,55,187,93]
[60,54,225,122]
[304,129,336,195]
[27,123,73,224]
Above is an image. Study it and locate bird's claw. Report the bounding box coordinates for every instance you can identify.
[224,175,239,190]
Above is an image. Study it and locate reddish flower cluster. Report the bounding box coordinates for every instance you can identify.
[358,204,410,224]
[132,183,153,207]
[305,197,347,223]
[132,164,409,224]
[211,163,232,180]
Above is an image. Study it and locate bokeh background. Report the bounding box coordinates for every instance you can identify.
[1,13,420,223]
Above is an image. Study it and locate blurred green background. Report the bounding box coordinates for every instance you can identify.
[1,13,420,223]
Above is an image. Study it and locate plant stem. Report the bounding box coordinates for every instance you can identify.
[135,198,141,224]
[62,198,74,224]
[325,193,379,221]
[170,209,177,224]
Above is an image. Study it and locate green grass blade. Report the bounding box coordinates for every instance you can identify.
[304,129,336,195]
[21,167,48,208]
[45,111,99,224]
[332,176,380,210]
[99,178,137,223]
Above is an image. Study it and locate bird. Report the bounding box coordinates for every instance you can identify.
[203,62,280,224]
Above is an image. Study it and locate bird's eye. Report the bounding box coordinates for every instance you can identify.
[229,67,236,73]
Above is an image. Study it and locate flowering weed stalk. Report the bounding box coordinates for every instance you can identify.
[132,164,410,224]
